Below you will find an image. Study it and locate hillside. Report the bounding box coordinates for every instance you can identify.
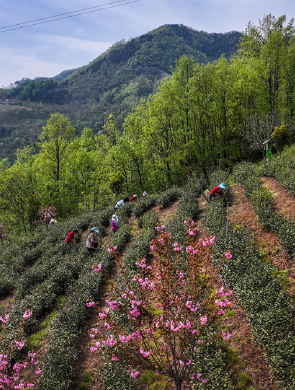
[0,24,241,161]
[2,155,295,389]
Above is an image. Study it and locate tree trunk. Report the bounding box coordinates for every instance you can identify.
[174,377,182,390]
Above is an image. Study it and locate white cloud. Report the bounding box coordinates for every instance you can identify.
[0,48,73,86]
[33,34,111,55]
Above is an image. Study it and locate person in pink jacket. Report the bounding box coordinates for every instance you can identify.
[111,215,119,231]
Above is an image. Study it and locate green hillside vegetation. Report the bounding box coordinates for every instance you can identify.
[2,14,295,390]
[0,24,241,162]
[1,14,295,236]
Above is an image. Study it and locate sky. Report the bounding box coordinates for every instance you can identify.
[1,0,295,87]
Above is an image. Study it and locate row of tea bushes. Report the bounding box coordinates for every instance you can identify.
[234,162,295,259]
[14,208,114,300]
[99,188,184,389]
[39,210,132,390]
[100,181,235,390]
[0,209,110,297]
[259,153,295,197]
[204,196,295,389]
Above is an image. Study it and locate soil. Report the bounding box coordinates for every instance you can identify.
[261,176,295,220]
[198,196,281,390]
[228,182,295,296]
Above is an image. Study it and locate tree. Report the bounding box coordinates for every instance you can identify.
[37,113,76,215]
[271,124,290,157]
[90,223,232,390]
[39,113,76,183]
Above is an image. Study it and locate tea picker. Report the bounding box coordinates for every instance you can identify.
[209,183,226,202]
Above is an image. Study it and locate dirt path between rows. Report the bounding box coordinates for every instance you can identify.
[229,183,295,296]
[198,196,281,390]
[262,176,295,220]
[73,201,179,390]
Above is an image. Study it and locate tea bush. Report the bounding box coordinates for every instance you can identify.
[156,186,181,208]
[204,196,295,389]
[234,162,295,259]
[131,194,157,217]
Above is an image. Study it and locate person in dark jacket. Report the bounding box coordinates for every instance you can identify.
[209,183,226,202]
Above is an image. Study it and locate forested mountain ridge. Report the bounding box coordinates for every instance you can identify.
[0,24,241,161]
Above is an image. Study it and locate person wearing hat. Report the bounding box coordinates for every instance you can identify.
[114,199,124,211]
[130,194,138,202]
[209,183,226,202]
[86,227,99,257]
[49,218,57,227]
[111,215,119,231]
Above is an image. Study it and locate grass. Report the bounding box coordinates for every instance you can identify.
[140,370,169,389]
[80,369,94,389]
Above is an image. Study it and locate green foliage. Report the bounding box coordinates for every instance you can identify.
[204,180,295,389]
[271,125,290,155]
[109,171,126,195]
[80,370,94,390]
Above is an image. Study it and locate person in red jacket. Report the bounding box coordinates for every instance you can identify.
[209,183,226,202]
[130,194,138,202]
[65,229,78,244]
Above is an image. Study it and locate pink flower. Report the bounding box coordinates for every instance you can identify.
[106,248,112,253]
[131,371,140,378]
[99,313,107,318]
[113,246,117,251]
[140,347,152,357]
[222,330,232,340]
[225,251,232,259]
[35,368,42,375]
[202,379,207,383]
[210,236,215,244]
[92,263,102,272]
[90,347,97,352]
[111,355,120,361]
[23,310,32,319]
[91,328,98,333]
[179,360,185,366]
[188,229,196,236]
[86,301,95,307]
[95,341,101,347]
[200,316,207,325]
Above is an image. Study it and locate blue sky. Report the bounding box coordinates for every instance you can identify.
[1,0,295,87]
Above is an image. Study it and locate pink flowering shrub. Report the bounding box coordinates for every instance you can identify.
[0,309,41,389]
[37,206,57,226]
[90,221,232,390]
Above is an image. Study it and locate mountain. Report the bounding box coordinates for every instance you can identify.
[0,24,242,161]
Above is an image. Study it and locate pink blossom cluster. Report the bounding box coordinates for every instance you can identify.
[222,330,232,340]
[0,349,41,389]
[92,263,102,272]
[191,372,207,384]
[23,310,32,319]
[128,367,140,378]
[174,242,183,252]
[37,206,57,225]
[135,258,151,270]
[106,246,117,253]
[0,314,9,324]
